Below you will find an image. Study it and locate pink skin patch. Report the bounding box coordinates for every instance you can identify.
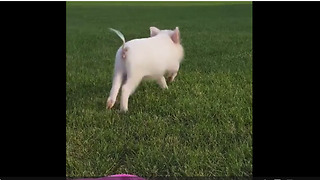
[122,47,128,59]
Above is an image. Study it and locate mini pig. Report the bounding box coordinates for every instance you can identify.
[107,27,184,112]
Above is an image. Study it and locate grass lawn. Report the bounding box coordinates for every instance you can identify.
[66,2,252,178]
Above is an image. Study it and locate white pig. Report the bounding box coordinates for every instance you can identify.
[106,27,184,112]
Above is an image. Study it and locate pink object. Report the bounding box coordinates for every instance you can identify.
[70,174,146,180]
[108,174,138,177]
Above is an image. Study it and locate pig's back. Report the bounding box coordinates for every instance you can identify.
[123,36,180,76]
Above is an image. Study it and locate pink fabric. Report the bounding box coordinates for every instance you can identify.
[108,174,138,177]
[70,174,145,180]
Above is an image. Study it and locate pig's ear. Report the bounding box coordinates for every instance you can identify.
[150,26,160,37]
[171,27,180,44]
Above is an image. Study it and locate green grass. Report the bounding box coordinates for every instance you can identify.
[66,2,252,178]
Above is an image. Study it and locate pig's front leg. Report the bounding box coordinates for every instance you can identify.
[168,72,178,83]
[167,64,179,83]
[157,76,168,89]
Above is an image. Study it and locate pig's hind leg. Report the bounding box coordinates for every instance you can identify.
[107,59,125,109]
[107,72,123,109]
[120,73,143,112]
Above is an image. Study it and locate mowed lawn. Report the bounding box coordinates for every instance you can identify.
[66,2,252,178]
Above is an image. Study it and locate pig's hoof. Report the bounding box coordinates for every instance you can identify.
[120,107,128,113]
[168,76,174,83]
[106,99,114,109]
